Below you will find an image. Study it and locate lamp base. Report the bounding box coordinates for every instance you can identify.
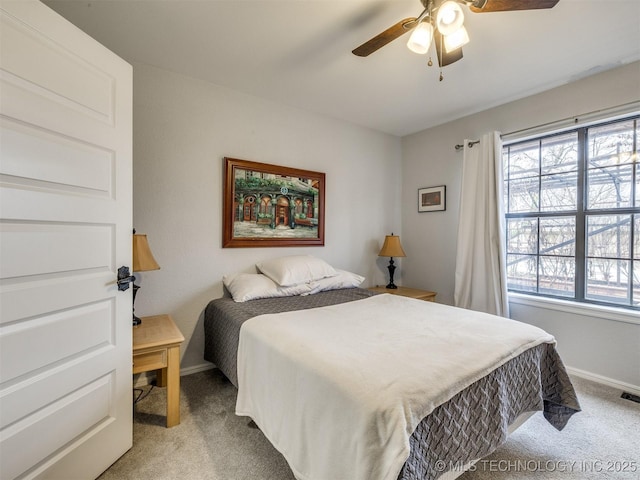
[386,257,398,290]
[132,282,142,326]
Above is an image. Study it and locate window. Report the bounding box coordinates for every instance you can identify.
[503,116,639,309]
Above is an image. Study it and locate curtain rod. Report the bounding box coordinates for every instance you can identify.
[501,100,640,142]
[454,140,479,151]
[453,101,640,151]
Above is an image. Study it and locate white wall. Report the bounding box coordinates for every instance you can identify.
[401,61,640,389]
[131,63,402,371]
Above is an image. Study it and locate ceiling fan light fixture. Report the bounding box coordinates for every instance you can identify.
[407,21,434,54]
[444,25,469,52]
[436,1,464,36]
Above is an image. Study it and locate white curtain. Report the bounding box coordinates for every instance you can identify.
[454,132,509,317]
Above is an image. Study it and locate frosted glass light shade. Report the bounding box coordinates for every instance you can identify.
[436,1,464,36]
[444,25,470,52]
[407,22,434,54]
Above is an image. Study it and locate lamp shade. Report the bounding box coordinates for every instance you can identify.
[444,25,470,52]
[378,234,406,258]
[407,21,434,55]
[132,234,160,272]
[436,1,464,36]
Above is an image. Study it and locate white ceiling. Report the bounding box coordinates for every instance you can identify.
[44,0,640,137]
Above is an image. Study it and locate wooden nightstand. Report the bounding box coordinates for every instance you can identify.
[368,286,437,302]
[133,314,185,427]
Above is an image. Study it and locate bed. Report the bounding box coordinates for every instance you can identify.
[203,258,580,480]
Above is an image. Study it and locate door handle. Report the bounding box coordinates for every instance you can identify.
[117,266,135,291]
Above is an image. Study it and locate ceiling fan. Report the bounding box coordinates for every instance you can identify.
[352,0,560,77]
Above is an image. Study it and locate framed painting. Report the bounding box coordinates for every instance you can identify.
[223,157,325,248]
[418,185,446,212]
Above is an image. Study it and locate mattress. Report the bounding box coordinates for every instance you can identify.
[203,288,580,480]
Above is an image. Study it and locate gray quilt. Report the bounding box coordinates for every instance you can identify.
[203,288,580,480]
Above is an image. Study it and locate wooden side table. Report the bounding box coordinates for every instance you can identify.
[368,285,437,302]
[132,314,185,427]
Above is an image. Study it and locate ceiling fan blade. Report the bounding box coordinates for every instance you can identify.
[470,0,560,13]
[434,29,463,67]
[352,17,417,57]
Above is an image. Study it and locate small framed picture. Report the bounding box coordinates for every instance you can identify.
[418,185,446,212]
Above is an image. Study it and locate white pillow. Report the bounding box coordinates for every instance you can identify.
[304,269,365,295]
[223,273,311,302]
[256,255,337,287]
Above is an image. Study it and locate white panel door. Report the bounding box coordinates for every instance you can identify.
[0,1,133,478]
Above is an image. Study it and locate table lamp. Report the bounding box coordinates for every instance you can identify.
[378,233,406,289]
[132,232,160,326]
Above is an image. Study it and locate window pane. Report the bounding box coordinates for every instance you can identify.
[539,256,574,297]
[635,215,640,259]
[636,170,639,208]
[587,215,631,259]
[507,177,539,212]
[503,179,509,211]
[540,172,577,211]
[587,164,633,209]
[587,120,635,167]
[507,218,537,254]
[508,141,539,179]
[541,132,578,174]
[634,261,640,307]
[502,149,509,181]
[506,254,537,292]
[586,259,630,304]
[540,217,575,256]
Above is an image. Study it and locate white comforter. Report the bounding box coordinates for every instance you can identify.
[235,293,555,480]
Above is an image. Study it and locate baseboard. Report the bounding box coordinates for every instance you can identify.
[133,362,215,387]
[566,366,640,396]
[180,362,216,376]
